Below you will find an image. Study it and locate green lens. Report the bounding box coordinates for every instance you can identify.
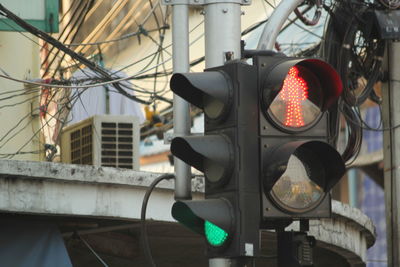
[204,220,228,247]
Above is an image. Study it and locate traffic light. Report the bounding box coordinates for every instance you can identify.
[170,52,346,259]
[255,55,346,226]
[170,61,261,258]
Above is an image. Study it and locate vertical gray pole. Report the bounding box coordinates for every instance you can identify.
[383,41,400,267]
[172,4,192,200]
[204,3,241,68]
[204,3,242,267]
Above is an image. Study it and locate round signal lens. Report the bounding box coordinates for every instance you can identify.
[270,153,325,213]
[267,65,323,132]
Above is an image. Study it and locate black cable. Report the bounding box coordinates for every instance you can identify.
[339,103,363,165]
[59,0,78,24]
[141,173,175,267]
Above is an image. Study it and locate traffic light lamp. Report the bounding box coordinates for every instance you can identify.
[170,62,260,258]
[256,55,346,223]
[171,198,234,248]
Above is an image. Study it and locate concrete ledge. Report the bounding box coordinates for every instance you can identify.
[0,159,203,221]
[0,159,376,266]
[0,159,175,189]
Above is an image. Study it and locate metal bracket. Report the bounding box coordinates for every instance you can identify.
[162,0,251,6]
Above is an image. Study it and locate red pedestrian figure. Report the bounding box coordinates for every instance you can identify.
[279,66,309,127]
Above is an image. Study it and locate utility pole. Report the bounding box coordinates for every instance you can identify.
[204,1,241,67]
[382,40,400,267]
[171,3,192,200]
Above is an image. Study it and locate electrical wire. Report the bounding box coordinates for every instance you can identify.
[6,99,70,159]
[0,77,82,159]
[78,234,109,267]
[64,26,168,47]
[0,19,81,77]
[0,57,171,89]
[141,173,175,267]
[110,19,204,75]
[339,103,363,165]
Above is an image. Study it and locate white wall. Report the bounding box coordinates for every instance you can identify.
[0,32,42,161]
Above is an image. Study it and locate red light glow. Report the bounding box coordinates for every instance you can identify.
[279,66,309,127]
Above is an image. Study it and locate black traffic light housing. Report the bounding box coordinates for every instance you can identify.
[170,61,261,258]
[170,51,346,259]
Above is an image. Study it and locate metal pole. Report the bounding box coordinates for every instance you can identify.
[382,40,400,267]
[204,3,241,267]
[257,0,302,50]
[204,3,241,68]
[172,4,192,200]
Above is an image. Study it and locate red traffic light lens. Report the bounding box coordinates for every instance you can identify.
[267,65,323,132]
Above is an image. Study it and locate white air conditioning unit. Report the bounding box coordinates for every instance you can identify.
[60,115,140,170]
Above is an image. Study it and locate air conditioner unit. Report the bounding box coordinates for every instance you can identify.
[60,115,140,170]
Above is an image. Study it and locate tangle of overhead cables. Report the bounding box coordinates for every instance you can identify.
[320,1,362,164]
[320,0,399,165]
[0,3,150,105]
[42,0,95,78]
[337,3,385,107]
